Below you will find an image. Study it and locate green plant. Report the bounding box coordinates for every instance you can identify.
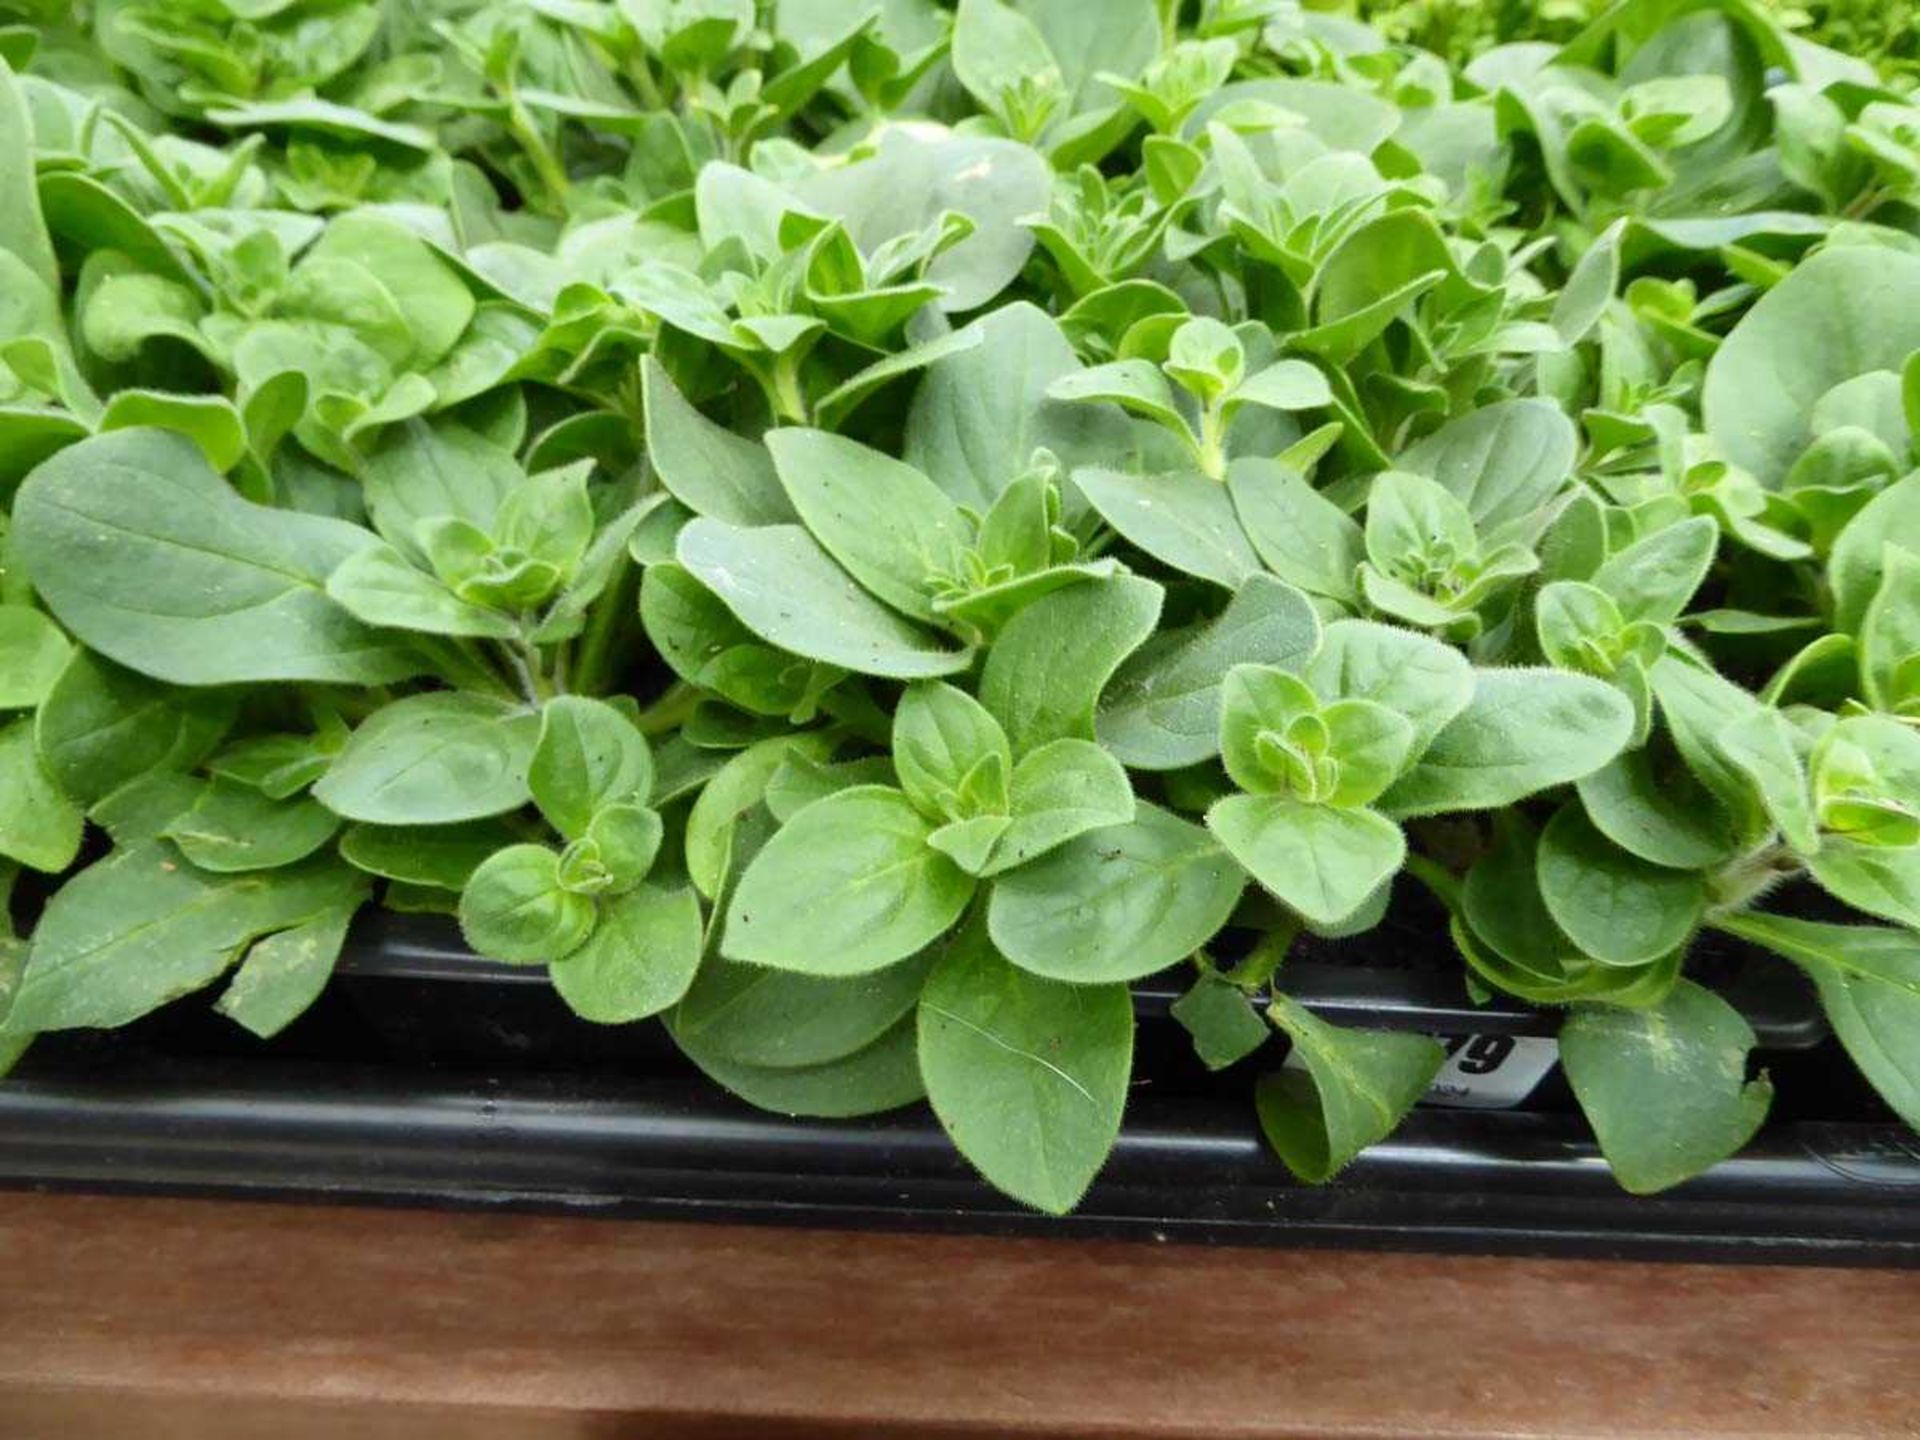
[2,0,1919,1214]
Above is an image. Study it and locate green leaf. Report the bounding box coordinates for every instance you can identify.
[325,541,518,639]
[1576,748,1741,870]
[1808,838,1920,931]
[1535,581,1629,671]
[305,212,473,366]
[79,274,205,366]
[1397,398,1576,531]
[1188,76,1396,151]
[0,57,60,294]
[675,1010,928,1118]
[985,738,1134,875]
[13,429,419,686]
[581,803,664,887]
[0,717,82,873]
[1230,360,1332,417]
[1647,655,1774,844]
[1303,619,1475,755]
[1257,995,1445,1184]
[1861,545,1920,712]
[1460,811,1582,979]
[1226,458,1365,605]
[4,843,366,1033]
[1705,245,1920,485]
[1552,219,1622,345]
[1591,516,1718,625]
[683,734,832,901]
[314,692,539,825]
[1208,793,1404,928]
[550,884,703,1023]
[1832,475,1920,636]
[202,97,435,151]
[917,919,1134,1215]
[1216,664,1319,795]
[1718,912,1920,1129]
[1363,469,1478,583]
[988,802,1244,983]
[0,407,85,489]
[672,946,937,1071]
[794,132,1051,313]
[496,461,594,578]
[0,605,71,708]
[764,753,896,823]
[1716,708,1820,855]
[1075,467,1260,590]
[1047,360,1188,434]
[338,820,515,890]
[32,659,233,815]
[1098,574,1321,771]
[214,902,356,1039]
[162,778,342,874]
[362,421,521,560]
[892,681,1011,823]
[641,356,794,526]
[528,696,653,841]
[98,390,248,473]
[906,302,1134,514]
[979,573,1162,755]
[1380,669,1634,817]
[1536,803,1706,966]
[929,813,1011,874]
[1295,270,1445,369]
[1560,981,1773,1194]
[723,786,975,975]
[90,772,207,850]
[1170,973,1270,1070]
[640,561,840,718]
[677,519,972,679]
[812,328,984,431]
[457,843,597,965]
[951,0,1061,122]
[768,428,969,623]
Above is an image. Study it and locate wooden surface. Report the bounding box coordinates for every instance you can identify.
[0,1192,1915,1439]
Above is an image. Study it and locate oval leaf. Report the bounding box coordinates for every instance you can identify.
[917,920,1133,1215]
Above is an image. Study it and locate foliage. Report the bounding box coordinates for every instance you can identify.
[0,0,1918,1212]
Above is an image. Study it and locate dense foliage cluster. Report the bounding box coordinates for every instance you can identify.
[1,0,1918,1211]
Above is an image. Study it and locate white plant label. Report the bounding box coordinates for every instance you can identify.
[1424,1034,1560,1109]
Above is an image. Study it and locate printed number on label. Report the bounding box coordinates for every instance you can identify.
[1423,1034,1560,1110]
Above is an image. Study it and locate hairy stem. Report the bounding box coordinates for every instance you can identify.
[1194,404,1228,480]
[505,93,571,214]
[635,679,701,736]
[570,555,637,698]
[1401,851,1464,909]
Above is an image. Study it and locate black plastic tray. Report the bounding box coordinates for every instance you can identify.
[338,910,1831,1052]
[0,914,1913,1265]
[0,1052,1915,1265]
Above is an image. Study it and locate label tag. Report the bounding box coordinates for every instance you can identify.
[1422,1034,1560,1110]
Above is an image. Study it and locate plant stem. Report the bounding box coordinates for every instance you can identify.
[626,52,666,111]
[1224,926,1294,991]
[506,93,571,214]
[570,554,637,698]
[770,351,810,424]
[1195,404,1227,480]
[418,636,518,700]
[634,679,701,736]
[495,627,547,706]
[1402,851,1463,909]
[1707,843,1803,914]
[1842,184,1891,221]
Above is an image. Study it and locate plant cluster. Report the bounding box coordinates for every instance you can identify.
[1,0,1918,1213]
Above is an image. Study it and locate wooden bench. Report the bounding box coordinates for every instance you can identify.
[0,1192,1913,1438]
